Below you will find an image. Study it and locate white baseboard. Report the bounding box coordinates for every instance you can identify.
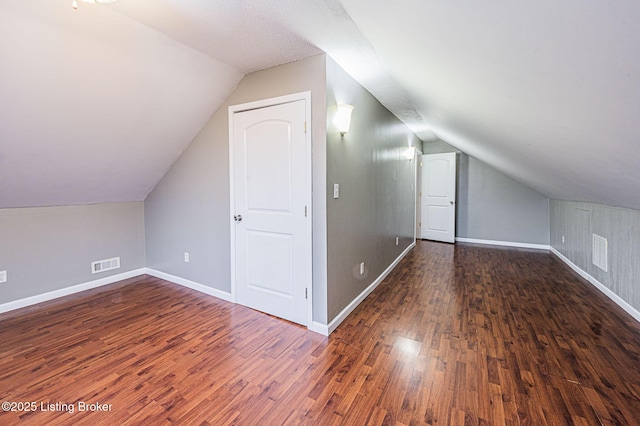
[0,243,415,337]
[324,242,416,335]
[0,268,147,314]
[308,321,329,336]
[455,237,551,250]
[550,248,640,324]
[145,269,328,335]
[144,268,233,303]
[452,240,640,324]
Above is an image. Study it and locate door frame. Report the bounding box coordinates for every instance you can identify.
[228,91,313,328]
[414,147,422,242]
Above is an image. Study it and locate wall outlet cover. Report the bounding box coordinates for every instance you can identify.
[0,271,6,283]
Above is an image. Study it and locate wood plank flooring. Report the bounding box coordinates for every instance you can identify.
[1,240,640,425]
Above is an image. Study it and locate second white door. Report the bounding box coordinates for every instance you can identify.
[232,98,309,326]
[420,153,456,243]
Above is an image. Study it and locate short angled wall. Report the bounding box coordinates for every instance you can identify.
[550,199,640,325]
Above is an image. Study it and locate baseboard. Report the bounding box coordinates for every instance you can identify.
[146,269,330,334]
[308,321,330,336]
[0,245,414,335]
[453,239,640,324]
[550,248,640,324]
[455,237,551,250]
[0,268,147,314]
[144,268,234,303]
[325,242,416,335]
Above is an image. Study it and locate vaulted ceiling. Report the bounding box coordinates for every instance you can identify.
[3,1,640,210]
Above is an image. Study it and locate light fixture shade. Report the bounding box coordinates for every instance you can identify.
[73,0,116,9]
[404,146,416,160]
[336,104,354,135]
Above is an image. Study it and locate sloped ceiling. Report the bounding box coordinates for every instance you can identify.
[0,0,318,208]
[337,0,640,210]
[3,0,640,211]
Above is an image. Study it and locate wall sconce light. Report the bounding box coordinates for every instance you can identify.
[336,104,354,136]
[73,0,117,9]
[404,146,416,161]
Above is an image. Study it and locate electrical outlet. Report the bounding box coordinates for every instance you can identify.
[396,236,399,246]
[0,270,7,283]
[333,183,340,199]
[184,252,190,263]
[359,262,365,275]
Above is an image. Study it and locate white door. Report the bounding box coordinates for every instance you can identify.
[231,98,310,326]
[420,153,456,243]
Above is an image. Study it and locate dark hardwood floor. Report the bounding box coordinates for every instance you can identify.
[1,241,640,425]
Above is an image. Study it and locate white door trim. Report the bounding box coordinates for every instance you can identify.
[413,148,420,243]
[228,91,313,328]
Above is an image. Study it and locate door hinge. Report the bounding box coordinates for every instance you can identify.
[304,205,308,217]
[304,121,307,133]
[305,288,308,299]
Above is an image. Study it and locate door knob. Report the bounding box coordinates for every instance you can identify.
[234,214,243,222]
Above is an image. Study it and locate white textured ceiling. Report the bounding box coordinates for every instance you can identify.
[2,0,640,211]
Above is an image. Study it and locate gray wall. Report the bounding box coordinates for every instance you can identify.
[144,54,329,322]
[424,140,550,245]
[423,139,461,155]
[0,202,145,304]
[326,57,421,322]
[550,200,640,312]
[458,154,550,244]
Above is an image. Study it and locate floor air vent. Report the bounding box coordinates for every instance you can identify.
[92,257,120,274]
